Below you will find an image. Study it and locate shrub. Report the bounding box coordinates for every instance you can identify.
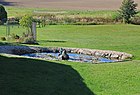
[63,17,76,24]
[22,32,28,38]
[0,5,7,24]
[1,37,6,41]
[23,36,35,44]
[10,33,20,40]
[19,15,33,33]
[130,16,140,25]
[15,35,20,39]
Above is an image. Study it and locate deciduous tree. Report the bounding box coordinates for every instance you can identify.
[19,15,33,34]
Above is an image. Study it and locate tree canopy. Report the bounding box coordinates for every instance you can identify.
[19,15,33,33]
[119,0,138,23]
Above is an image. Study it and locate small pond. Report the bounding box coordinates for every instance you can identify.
[22,52,116,63]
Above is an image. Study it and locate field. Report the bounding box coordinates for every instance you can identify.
[0,1,140,95]
[6,6,118,18]
[2,0,140,10]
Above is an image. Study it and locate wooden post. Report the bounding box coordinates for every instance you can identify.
[6,24,10,36]
[32,22,37,42]
[5,21,10,37]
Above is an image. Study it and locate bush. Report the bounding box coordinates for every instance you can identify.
[23,36,35,44]
[130,16,140,25]
[0,5,7,23]
[22,32,28,38]
[10,33,20,40]
[63,17,76,24]
[1,37,6,41]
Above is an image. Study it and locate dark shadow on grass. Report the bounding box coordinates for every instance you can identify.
[0,42,15,46]
[0,42,22,46]
[0,55,95,95]
[40,40,67,43]
[0,0,16,6]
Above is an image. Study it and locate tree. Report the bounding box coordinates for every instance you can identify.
[19,15,33,34]
[119,0,138,23]
[0,5,7,23]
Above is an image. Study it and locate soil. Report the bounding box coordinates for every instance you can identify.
[2,0,140,10]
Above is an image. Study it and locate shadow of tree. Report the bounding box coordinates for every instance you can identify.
[0,55,95,95]
[0,0,16,6]
[39,40,67,43]
[0,42,21,46]
[0,42,13,46]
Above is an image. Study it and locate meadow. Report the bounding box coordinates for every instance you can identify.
[6,6,118,18]
[6,6,140,18]
[0,6,140,95]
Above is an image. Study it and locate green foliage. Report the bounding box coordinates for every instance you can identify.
[19,15,33,33]
[0,5,7,23]
[6,33,20,42]
[119,0,138,23]
[0,37,6,41]
[10,33,20,40]
[130,16,140,24]
[23,36,35,44]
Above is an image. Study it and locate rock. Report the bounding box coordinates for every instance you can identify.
[58,49,69,60]
[110,54,119,59]
[0,46,133,61]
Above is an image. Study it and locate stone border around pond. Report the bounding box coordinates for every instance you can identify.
[0,46,133,61]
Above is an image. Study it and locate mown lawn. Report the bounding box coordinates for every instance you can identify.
[0,54,140,95]
[0,24,140,95]
[37,25,140,60]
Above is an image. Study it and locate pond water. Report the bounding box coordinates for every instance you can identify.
[22,52,115,63]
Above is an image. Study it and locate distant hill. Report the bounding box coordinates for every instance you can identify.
[2,0,140,10]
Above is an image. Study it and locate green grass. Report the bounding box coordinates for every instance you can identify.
[0,25,25,37]
[4,6,122,19]
[1,5,140,95]
[0,54,140,95]
[6,7,35,17]
[5,6,140,19]
[36,25,140,60]
[0,55,95,95]
[5,6,114,17]
[0,24,140,95]
[68,60,140,95]
[1,25,140,60]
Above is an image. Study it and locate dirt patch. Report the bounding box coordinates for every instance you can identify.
[2,0,140,10]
